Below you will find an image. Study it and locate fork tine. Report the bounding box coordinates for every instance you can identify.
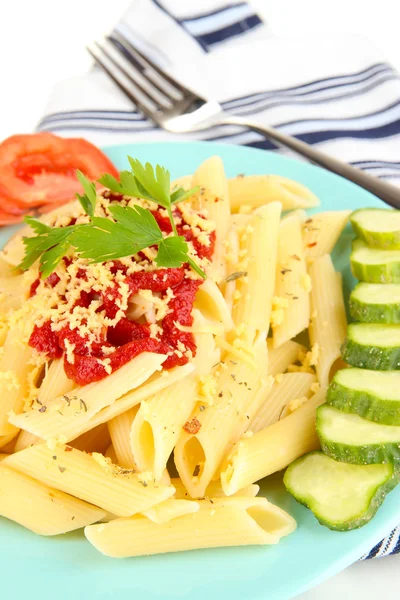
[94,39,174,111]
[108,35,183,103]
[87,44,156,121]
[112,30,200,101]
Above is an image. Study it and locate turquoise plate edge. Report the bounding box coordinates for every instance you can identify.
[0,141,397,600]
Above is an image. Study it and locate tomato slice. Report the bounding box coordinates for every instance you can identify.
[0,133,119,212]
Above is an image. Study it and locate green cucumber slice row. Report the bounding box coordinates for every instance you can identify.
[327,368,400,425]
[351,208,400,250]
[283,451,397,531]
[350,239,400,283]
[317,404,400,464]
[341,323,400,370]
[350,282,400,323]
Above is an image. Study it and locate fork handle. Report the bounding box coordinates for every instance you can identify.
[223,115,400,209]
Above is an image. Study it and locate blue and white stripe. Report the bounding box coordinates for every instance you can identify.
[37,0,400,559]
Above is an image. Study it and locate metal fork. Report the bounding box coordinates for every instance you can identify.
[88,33,400,208]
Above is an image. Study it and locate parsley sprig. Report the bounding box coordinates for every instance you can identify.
[18,158,205,279]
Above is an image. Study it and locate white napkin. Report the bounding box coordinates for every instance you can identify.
[37,0,400,559]
[37,0,400,185]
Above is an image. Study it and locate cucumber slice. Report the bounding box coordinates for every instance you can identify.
[351,208,400,250]
[350,239,400,283]
[283,451,397,531]
[341,323,400,370]
[327,368,400,425]
[317,404,400,463]
[350,283,400,323]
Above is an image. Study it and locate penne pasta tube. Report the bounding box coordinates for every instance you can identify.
[130,334,217,480]
[130,375,198,481]
[104,444,118,464]
[0,465,105,536]
[85,496,295,557]
[171,478,260,499]
[37,358,75,405]
[232,202,281,339]
[192,156,230,281]
[0,256,16,278]
[108,408,138,470]
[171,174,192,191]
[141,499,200,524]
[267,339,306,376]
[0,432,18,450]
[309,255,347,386]
[14,358,76,452]
[303,211,351,260]
[61,364,195,442]
[228,175,320,213]
[193,278,234,332]
[14,429,41,452]
[174,334,269,498]
[272,215,310,348]
[0,325,34,437]
[220,387,326,495]
[71,422,111,454]
[9,352,167,442]
[249,372,317,432]
[4,443,175,517]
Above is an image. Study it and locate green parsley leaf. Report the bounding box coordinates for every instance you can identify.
[170,186,199,204]
[108,204,162,247]
[128,158,171,208]
[70,219,145,263]
[156,236,189,268]
[98,171,152,199]
[76,171,97,216]
[18,226,76,277]
[23,216,51,235]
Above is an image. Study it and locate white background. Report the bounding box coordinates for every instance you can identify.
[1,0,400,598]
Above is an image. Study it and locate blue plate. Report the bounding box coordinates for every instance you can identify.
[1,141,397,600]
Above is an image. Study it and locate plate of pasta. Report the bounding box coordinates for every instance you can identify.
[1,140,400,600]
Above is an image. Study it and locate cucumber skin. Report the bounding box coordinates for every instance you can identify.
[350,259,400,284]
[284,452,398,531]
[341,337,400,371]
[350,246,400,284]
[351,211,400,250]
[327,380,400,426]
[319,436,400,465]
[349,294,400,324]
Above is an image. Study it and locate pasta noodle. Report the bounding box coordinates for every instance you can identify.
[272,214,310,348]
[108,408,138,470]
[309,255,347,386]
[85,496,296,557]
[228,174,320,213]
[0,465,105,535]
[9,352,167,442]
[171,478,260,499]
[232,202,282,339]
[3,443,175,517]
[131,334,217,480]
[192,156,230,281]
[267,339,306,376]
[174,333,269,498]
[221,387,327,495]
[249,372,317,433]
[303,211,351,260]
[141,499,200,524]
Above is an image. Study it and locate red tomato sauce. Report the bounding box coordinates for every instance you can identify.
[28,204,215,386]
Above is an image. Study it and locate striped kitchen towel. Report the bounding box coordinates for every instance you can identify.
[37,0,400,559]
